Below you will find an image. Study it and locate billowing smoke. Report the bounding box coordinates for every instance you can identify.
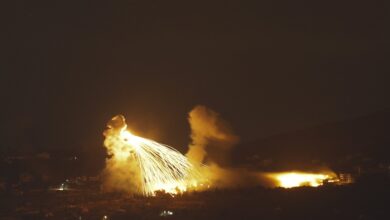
[185,105,267,188]
[101,115,199,196]
[101,115,142,194]
[101,106,340,195]
[185,105,340,189]
[186,105,239,166]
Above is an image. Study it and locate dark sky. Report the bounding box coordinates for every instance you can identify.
[1,0,389,153]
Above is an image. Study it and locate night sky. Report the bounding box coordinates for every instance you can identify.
[2,1,389,153]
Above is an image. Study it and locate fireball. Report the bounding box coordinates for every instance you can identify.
[267,172,338,188]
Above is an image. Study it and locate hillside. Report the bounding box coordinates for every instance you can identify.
[233,110,390,171]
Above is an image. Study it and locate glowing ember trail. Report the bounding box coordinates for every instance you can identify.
[103,115,199,196]
[267,172,338,188]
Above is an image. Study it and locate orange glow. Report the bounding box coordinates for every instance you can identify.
[267,172,338,188]
[103,115,202,196]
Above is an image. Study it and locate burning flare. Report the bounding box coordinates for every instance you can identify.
[103,115,199,196]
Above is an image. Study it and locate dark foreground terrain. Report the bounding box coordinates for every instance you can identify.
[0,174,388,220]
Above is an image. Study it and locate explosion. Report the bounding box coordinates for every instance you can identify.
[101,106,239,196]
[102,105,344,196]
[102,115,199,196]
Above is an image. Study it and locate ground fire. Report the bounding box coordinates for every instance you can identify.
[266,172,339,188]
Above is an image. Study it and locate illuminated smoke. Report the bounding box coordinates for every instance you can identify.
[102,115,198,196]
[101,106,341,195]
[186,105,238,166]
[185,105,254,189]
[185,106,284,189]
[101,115,142,194]
[185,105,339,189]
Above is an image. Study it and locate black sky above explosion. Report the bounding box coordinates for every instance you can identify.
[1,0,389,153]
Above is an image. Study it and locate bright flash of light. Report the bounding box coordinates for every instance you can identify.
[104,115,200,196]
[267,172,337,188]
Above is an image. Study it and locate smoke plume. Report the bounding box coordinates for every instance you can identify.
[186,105,238,166]
[184,105,339,189]
[100,106,338,195]
[101,115,142,194]
[185,105,265,188]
